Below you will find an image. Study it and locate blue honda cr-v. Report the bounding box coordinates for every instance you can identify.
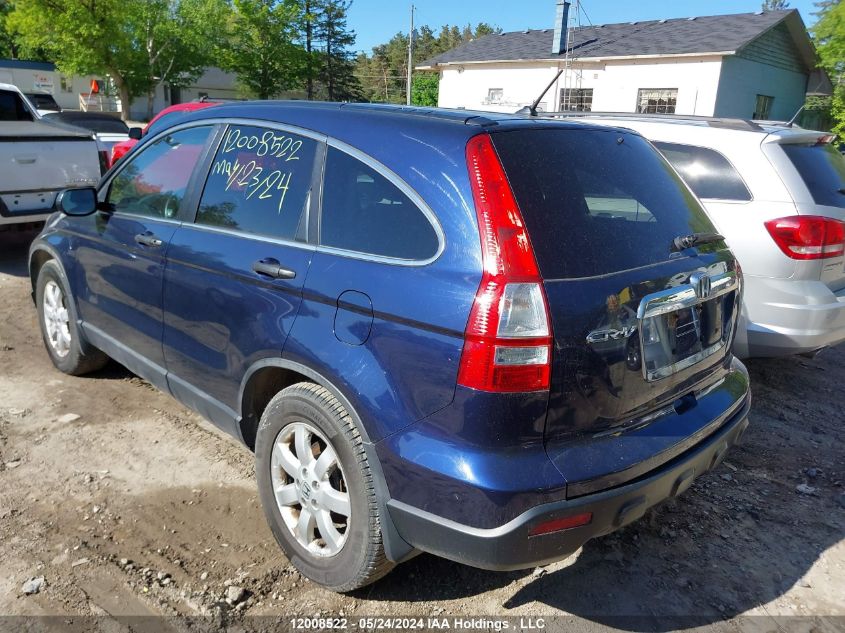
[29,102,750,591]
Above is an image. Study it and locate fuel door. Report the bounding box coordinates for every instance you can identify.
[334,290,374,346]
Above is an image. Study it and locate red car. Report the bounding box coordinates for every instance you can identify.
[110,101,220,165]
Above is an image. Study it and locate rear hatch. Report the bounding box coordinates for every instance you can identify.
[763,131,845,292]
[491,126,744,492]
[0,120,101,215]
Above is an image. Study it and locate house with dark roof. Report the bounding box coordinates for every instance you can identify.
[416,5,829,121]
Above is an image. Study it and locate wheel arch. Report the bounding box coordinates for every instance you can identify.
[238,357,417,563]
[28,243,62,299]
[238,357,374,450]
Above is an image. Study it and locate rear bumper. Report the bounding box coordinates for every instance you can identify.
[386,394,750,571]
[735,277,845,358]
[0,194,56,225]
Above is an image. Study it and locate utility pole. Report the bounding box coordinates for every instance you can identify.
[406,4,414,106]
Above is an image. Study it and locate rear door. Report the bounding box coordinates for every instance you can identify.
[162,123,320,430]
[72,125,214,374]
[284,142,455,441]
[491,127,741,471]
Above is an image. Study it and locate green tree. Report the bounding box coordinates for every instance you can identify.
[411,72,438,106]
[138,0,228,119]
[301,0,317,99]
[313,0,360,101]
[220,0,305,100]
[761,0,790,11]
[0,0,15,58]
[812,0,845,134]
[355,23,499,104]
[9,0,224,120]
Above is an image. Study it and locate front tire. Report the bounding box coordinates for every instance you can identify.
[255,382,394,591]
[36,260,108,375]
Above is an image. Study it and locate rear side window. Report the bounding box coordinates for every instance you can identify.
[27,94,59,110]
[492,128,718,279]
[780,142,845,209]
[320,147,439,260]
[197,125,317,240]
[653,142,752,201]
[0,90,33,121]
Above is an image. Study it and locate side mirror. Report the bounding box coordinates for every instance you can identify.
[128,127,143,140]
[56,187,98,216]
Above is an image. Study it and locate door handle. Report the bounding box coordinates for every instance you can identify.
[134,232,163,248]
[253,258,296,280]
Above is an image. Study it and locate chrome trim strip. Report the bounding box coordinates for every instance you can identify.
[645,340,726,381]
[103,116,445,268]
[637,270,737,320]
[179,220,317,251]
[111,211,184,226]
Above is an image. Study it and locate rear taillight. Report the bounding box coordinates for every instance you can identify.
[457,134,552,393]
[98,150,110,175]
[764,215,845,260]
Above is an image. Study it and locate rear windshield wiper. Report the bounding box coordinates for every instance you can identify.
[671,232,725,252]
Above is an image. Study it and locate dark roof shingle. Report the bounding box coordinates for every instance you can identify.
[418,10,796,66]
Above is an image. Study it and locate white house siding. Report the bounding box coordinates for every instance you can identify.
[714,56,807,120]
[436,56,724,116]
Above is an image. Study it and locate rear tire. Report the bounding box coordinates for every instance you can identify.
[36,260,109,375]
[255,382,394,591]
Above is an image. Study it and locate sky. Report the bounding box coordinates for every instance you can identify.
[347,0,821,55]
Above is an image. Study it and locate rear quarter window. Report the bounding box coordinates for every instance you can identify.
[653,142,752,201]
[491,128,718,279]
[320,147,440,261]
[780,142,845,209]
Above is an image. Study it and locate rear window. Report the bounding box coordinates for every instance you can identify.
[653,142,752,201]
[0,90,33,122]
[26,94,60,110]
[491,128,718,279]
[780,142,845,209]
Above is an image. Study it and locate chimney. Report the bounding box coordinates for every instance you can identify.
[552,0,571,56]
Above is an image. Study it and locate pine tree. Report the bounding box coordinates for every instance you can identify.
[313,0,360,101]
[761,0,790,11]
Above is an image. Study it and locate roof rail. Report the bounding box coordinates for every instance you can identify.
[534,110,767,132]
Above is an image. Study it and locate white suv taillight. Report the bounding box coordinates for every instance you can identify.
[457,134,553,393]
[764,215,845,260]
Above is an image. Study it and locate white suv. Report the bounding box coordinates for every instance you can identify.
[561,114,845,359]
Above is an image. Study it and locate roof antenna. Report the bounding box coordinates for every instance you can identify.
[785,104,804,128]
[517,68,564,116]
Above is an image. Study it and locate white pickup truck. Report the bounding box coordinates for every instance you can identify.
[1,82,101,229]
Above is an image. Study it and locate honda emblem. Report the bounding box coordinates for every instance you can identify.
[689,272,712,300]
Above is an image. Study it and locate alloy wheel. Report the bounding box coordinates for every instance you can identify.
[270,421,351,557]
[43,280,71,358]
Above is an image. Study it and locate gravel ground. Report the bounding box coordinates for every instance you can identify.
[0,228,843,632]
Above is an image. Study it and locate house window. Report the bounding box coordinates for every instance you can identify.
[560,88,593,111]
[637,88,678,114]
[486,88,504,104]
[753,94,774,120]
[60,76,73,94]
